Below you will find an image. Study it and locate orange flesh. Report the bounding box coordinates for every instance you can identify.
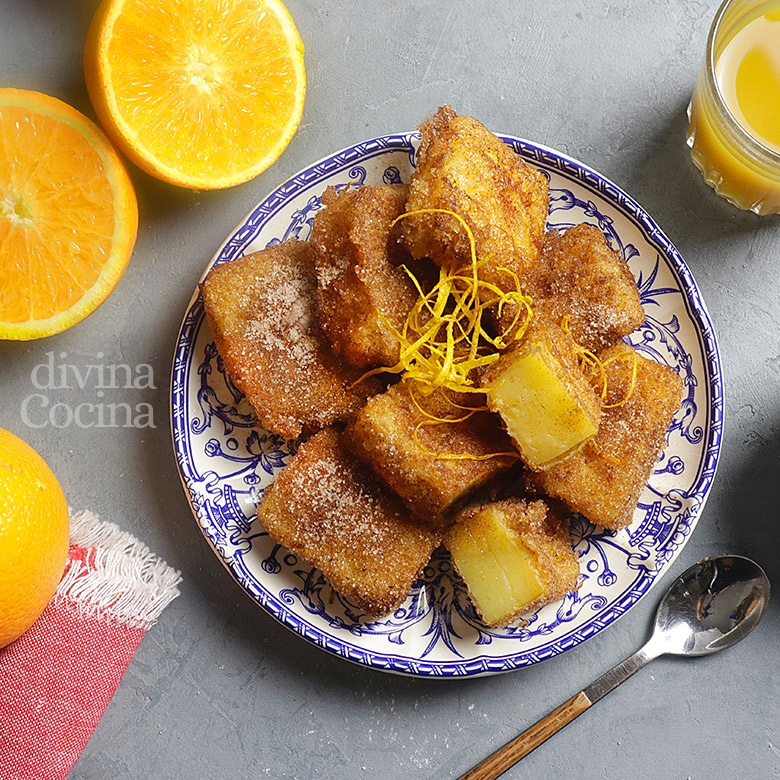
[0,105,118,323]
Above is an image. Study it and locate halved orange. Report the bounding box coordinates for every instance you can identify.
[0,89,138,341]
[84,0,307,190]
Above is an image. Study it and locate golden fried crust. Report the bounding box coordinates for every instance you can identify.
[400,105,549,290]
[310,184,419,369]
[256,428,440,616]
[200,240,381,441]
[518,499,580,615]
[344,380,516,527]
[519,224,645,352]
[535,342,683,530]
[451,497,580,624]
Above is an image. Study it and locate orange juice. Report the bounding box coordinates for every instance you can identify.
[687,0,780,214]
[716,6,780,152]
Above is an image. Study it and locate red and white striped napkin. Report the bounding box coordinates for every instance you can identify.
[0,509,181,780]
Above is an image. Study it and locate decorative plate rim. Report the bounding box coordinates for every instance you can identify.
[170,131,723,677]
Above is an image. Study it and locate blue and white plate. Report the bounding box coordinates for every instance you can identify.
[170,133,722,677]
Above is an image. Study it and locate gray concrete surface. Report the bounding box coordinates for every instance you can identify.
[2,1,779,778]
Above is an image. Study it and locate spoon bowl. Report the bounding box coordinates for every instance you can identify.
[653,555,770,657]
[459,555,770,780]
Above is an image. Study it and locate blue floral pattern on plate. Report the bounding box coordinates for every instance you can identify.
[170,133,723,677]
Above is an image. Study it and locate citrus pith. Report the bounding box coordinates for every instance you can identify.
[0,429,70,649]
[0,88,138,341]
[84,0,307,190]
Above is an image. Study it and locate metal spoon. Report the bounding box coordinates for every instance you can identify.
[459,554,770,780]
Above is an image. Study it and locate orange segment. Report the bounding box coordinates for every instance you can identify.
[0,89,138,341]
[84,0,307,190]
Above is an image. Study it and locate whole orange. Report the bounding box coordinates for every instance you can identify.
[0,429,69,649]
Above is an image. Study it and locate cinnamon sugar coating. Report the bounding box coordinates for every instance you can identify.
[256,428,440,616]
[523,224,645,353]
[200,240,381,440]
[400,104,549,292]
[310,184,420,369]
[534,342,683,530]
[345,380,515,527]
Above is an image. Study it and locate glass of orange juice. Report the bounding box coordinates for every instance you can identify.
[686,0,780,214]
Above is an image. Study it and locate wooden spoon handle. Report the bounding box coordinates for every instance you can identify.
[458,690,593,780]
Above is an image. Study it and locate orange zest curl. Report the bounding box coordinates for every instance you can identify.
[561,315,637,409]
[599,349,639,409]
[363,209,533,395]
[354,208,533,461]
[406,382,521,463]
